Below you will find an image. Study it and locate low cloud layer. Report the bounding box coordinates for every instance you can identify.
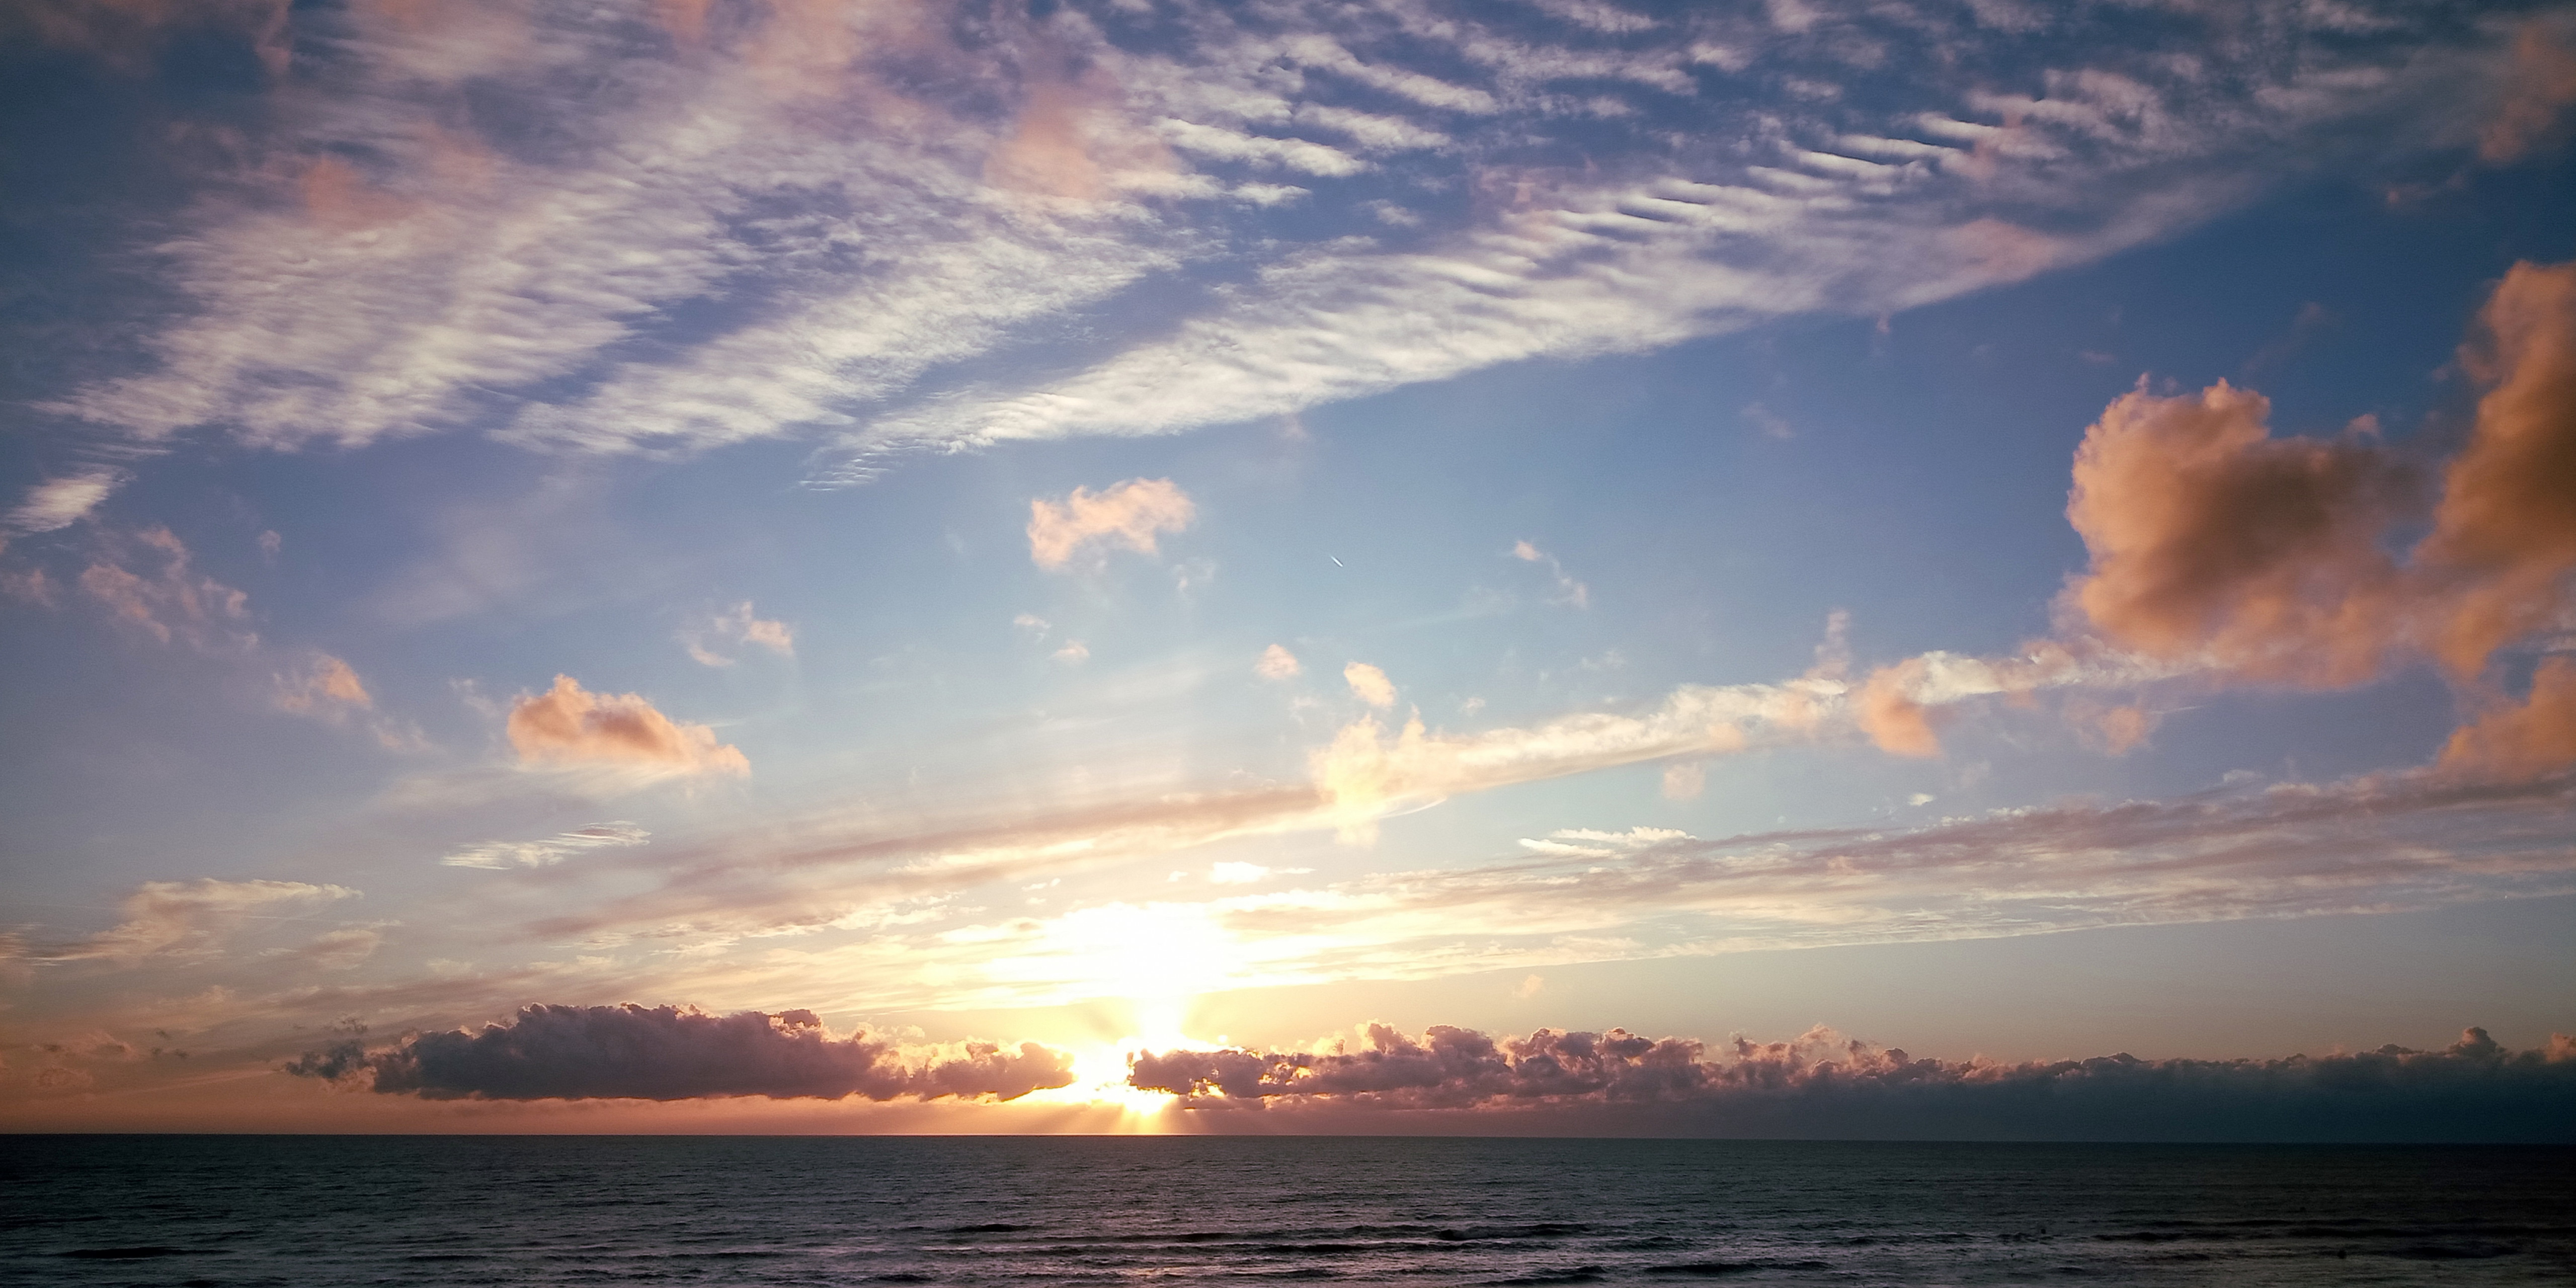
[1026,478,1195,571]
[506,675,749,779]
[1131,1023,2576,1141]
[290,1004,1074,1103]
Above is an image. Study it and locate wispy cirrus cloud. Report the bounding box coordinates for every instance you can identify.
[27,877,358,967]
[442,823,651,871]
[23,0,2541,480]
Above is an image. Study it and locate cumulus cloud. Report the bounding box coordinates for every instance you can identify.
[293,1004,1074,1102]
[40,878,358,965]
[1255,643,1302,680]
[1343,661,1397,708]
[505,676,749,780]
[2439,658,2576,782]
[442,823,651,870]
[2480,20,2576,164]
[1026,478,1195,571]
[2061,262,2576,689]
[682,601,794,667]
[5,468,122,535]
[1130,1022,2576,1141]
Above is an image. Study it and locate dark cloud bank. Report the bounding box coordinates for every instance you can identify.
[287,1004,1073,1102]
[1132,1024,2576,1142]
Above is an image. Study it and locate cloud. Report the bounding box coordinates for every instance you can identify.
[2439,658,2576,783]
[2059,260,2576,694]
[1255,643,1302,680]
[1129,1022,2576,1141]
[1343,661,1397,708]
[505,676,750,779]
[297,1004,1074,1102]
[39,878,358,965]
[2061,380,2419,688]
[276,927,385,971]
[29,0,2536,480]
[75,527,255,650]
[2480,20,2576,164]
[5,468,123,535]
[275,652,373,716]
[1027,478,1196,571]
[442,823,651,870]
[1510,540,1589,609]
[683,601,794,667]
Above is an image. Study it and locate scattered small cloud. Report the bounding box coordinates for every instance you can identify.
[1052,640,1091,666]
[1740,402,1794,440]
[275,652,372,718]
[1256,643,1302,680]
[1514,974,1545,999]
[506,675,749,779]
[1509,540,1589,609]
[1027,478,1195,571]
[76,527,255,651]
[1344,661,1397,708]
[683,601,794,667]
[1661,762,1705,800]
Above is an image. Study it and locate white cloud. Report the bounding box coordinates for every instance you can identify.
[1256,644,1303,680]
[443,823,651,870]
[6,468,122,534]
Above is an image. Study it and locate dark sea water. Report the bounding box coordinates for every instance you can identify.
[5,1137,2572,1286]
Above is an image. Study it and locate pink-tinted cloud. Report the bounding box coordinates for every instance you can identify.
[293,1003,1074,1102]
[1856,657,1942,757]
[683,601,794,667]
[505,675,749,779]
[75,527,255,650]
[1026,478,1195,571]
[1255,643,1302,680]
[275,652,373,716]
[2440,658,2576,783]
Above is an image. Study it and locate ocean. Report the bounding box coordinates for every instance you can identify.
[5,1136,2572,1285]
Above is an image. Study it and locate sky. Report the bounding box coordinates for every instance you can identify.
[1,0,2573,1137]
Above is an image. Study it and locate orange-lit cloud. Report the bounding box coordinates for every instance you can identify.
[505,675,750,779]
[2440,658,2576,783]
[1027,478,1195,570]
[684,601,794,667]
[2062,380,2415,687]
[275,652,373,716]
[2480,21,2576,165]
[2054,259,2576,701]
[1856,657,1942,757]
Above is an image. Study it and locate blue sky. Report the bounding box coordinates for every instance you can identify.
[2,0,2572,1132]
